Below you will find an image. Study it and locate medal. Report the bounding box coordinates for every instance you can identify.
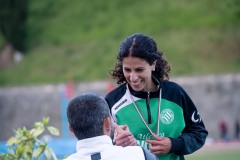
[126,85,162,135]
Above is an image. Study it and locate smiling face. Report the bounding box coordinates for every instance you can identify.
[122,56,157,92]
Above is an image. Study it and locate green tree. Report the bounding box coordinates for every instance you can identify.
[233,0,240,18]
[0,0,28,67]
[0,0,28,52]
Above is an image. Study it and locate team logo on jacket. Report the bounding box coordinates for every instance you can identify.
[114,99,127,110]
[160,109,174,124]
[191,111,201,123]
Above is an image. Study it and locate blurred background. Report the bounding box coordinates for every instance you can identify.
[0,0,240,159]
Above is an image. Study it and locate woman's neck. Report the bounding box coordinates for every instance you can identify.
[143,82,158,92]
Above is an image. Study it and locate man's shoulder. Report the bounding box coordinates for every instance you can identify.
[99,145,144,160]
[64,145,158,160]
[140,147,158,160]
[109,145,157,160]
[63,153,86,160]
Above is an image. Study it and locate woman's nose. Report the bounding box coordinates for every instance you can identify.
[130,73,138,81]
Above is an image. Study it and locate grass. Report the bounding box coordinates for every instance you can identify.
[185,141,240,160]
[186,153,240,160]
[0,0,240,86]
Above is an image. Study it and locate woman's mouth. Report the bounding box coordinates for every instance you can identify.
[131,81,141,86]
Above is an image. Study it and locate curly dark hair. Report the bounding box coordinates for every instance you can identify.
[110,33,171,85]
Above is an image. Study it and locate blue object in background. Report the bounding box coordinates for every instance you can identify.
[61,91,71,139]
[0,141,8,154]
[48,138,77,159]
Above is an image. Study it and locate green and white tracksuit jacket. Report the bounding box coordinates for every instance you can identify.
[105,81,208,160]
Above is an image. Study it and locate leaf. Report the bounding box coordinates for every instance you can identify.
[48,148,58,160]
[34,122,44,128]
[44,147,51,160]
[6,137,17,146]
[32,127,44,137]
[16,145,24,155]
[43,117,49,126]
[24,144,33,155]
[30,128,35,135]
[47,126,59,136]
[33,147,44,157]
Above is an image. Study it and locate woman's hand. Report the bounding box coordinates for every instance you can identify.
[146,133,172,156]
[114,123,136,147]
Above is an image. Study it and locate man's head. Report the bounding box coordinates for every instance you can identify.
[67,93,114,140]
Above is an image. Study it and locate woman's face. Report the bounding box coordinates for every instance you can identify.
[122,56,156,92]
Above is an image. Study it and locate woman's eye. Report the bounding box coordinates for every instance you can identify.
[135,68,144,72]
[124,68,131,72]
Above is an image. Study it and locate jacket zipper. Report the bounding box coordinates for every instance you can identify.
[146,92,152,124]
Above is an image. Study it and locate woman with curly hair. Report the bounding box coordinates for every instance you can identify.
[105,33,208,160]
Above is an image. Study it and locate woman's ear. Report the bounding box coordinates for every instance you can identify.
[152,60,157,71]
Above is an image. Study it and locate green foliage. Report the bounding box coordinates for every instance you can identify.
[0,0,28,52]
[0,0,240,86]
[229,0,240,18]
[0,117,59,160]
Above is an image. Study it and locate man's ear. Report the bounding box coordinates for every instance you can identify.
[68,123,74,133]
[103,117,111,136]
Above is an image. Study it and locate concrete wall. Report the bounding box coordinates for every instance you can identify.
[173,73,240,141]
[0,73,240,141]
